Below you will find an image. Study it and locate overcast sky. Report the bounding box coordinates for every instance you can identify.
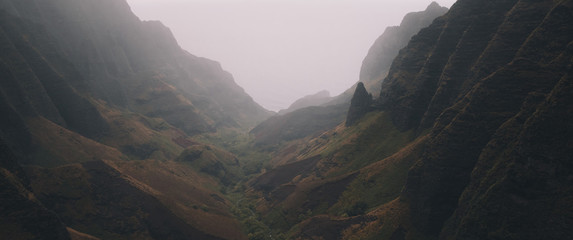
[126,0,457,111]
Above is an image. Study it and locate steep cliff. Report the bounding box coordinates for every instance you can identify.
[248,0,573,239]
[0,0,270,137]
[2,0,572,238]
[250,2,447,147]
[0,0,266,238]
[345,82,373,126]
[376,0,573,238]
[347,0,573,238]
[359,1,448,96]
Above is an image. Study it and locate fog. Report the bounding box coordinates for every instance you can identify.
[126,0,456,111]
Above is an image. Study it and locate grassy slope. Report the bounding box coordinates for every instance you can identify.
[22,99,249,239]
[237,110,426,238]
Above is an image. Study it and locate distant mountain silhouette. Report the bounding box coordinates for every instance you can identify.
[278,90,331,115]
[251,2,447,146]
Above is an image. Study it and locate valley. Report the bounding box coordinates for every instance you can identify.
[1,0,572,240]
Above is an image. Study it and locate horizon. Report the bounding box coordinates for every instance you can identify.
[126,0,457,111]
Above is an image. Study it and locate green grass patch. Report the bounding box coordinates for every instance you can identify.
[193,127,273,178]
[305,111,415,177]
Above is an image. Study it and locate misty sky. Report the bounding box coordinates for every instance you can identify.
[126,0,456,111]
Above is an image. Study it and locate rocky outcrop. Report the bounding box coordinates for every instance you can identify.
[326,3,448,107]
[345,82,372,126]
[250,2,447,147]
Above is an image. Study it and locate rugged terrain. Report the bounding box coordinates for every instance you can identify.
[0,0,268,239]
[250,2,448,150]
[245,0,573,239]
[1,0,573,239]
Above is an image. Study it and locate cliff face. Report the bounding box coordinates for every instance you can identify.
[248,0,573,239]
[359,2,448,97]
[378,0,558,131]
[0,0,265,238]
[441,63,573,240]
[2,0,572,238]
[0,0,270,137]
[250,2,447,146]
[375,0,573,238]
[327,2,448,107]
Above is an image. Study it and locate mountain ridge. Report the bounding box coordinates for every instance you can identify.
[0,0,268,238]
[249,2,448,149]
[244,0,573,239]
[1,0,572,239]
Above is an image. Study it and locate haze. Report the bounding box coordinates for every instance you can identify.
[126,0,456,111]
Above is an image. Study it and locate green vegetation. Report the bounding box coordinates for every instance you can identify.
[330,142,423,217]
[303,111,416,176]
[193,127,273,178]
[346,201,368,216]
[225,186,286,240]
[176,144,243,185]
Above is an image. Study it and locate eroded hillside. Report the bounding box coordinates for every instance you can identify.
[1,0,572,239]
[243,0,573,239]
[0,0,268,239]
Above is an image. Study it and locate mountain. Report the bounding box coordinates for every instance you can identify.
[278,90,331,115]
[249,3,447,148]
[326,1,449,107]
[246,0,573,239]
[0,0,271,238]
[359,1,448,97]
[0,0,270,137]
[2,0,572,239]
[250,104,347,148]
[377,0,573,238]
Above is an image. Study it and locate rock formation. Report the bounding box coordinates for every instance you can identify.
[345,82,372,126]
[359,1,448,96]
[2,0,572,239]
[251,2,447,145]
[249,0,573,239]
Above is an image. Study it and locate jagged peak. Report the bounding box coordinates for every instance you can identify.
[353,82,368,98]
[346,82,373,126]
[426,1,443,11]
